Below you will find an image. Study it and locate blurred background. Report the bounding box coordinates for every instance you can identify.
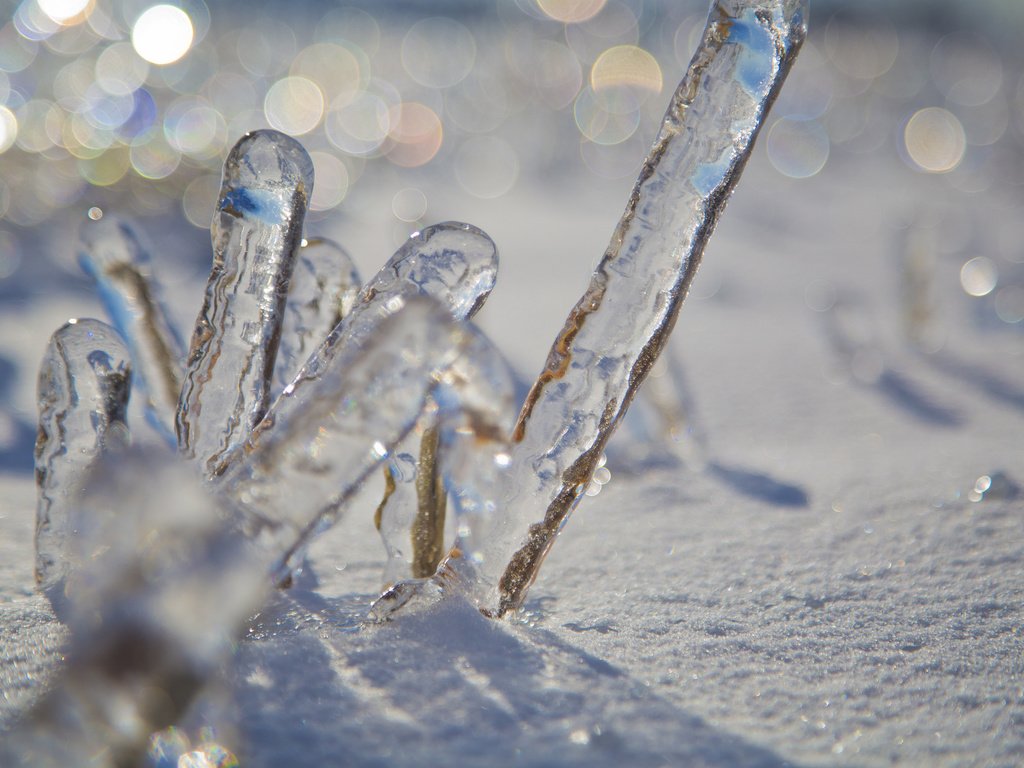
[0,0,1022,473]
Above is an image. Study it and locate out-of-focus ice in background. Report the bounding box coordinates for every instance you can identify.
[0,0,1022,471]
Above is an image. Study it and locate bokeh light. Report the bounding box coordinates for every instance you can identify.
[95,42,149,97]
[392,187,427,222]
[930,32,1002,107]
[235,22,295,78]
[385,102,443,168]
[164,98,226,158]
[0,107,18,154]
[994,286,1024,324]
[766,116,830,178]
[325,91,392,157]
[182,173,219,228]
[565,1,639,64]
[590,45,662,95]
[904,107,966,173]
[574,86,640,145]
[291,43,364,103]
[38,0,93,25]
[402,18,476,90]
[823,15,899,81]
[264,77,324,137]
[308,151,349,211]
[537,0,607,24]
[130,134,181,179]
[132,5,194,66]
[959,257,998,297]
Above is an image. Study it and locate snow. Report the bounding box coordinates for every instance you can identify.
[1,5,1023,767]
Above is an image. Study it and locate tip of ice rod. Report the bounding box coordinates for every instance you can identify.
[224,129,315,197]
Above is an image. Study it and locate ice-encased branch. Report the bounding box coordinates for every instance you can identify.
[34,319,131,613]
[77,215,184,441]
[177,130,312,475]
[483,0,807,616]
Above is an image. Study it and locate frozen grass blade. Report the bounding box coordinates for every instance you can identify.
[177,129,313,474]
[34,319,131,614]
[219,295,511,586]
[483,0,808,616]
[77,215,184,441]
[11,452,263,768]
[252,221,498,583]
[347,222,498,583]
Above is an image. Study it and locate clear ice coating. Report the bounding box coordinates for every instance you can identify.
[12,451,266,768]
[20,0,808,760]
[177,129,313,475]
[273,237,362,393]
[34,319,131,610]
[380,0,808,617]
[219,296,512,586]
[339,223,499,583]
[287,222,498,386]
[12,297,513,767]
[77,214,185,440]
[252,221,498,583]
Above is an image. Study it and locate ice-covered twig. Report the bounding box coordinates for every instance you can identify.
[220,293,513,586]
[336,222,498,583]
[34,319,131,613]
[479,0,805,616]
[177,130,312,475]
[77,215,184,441]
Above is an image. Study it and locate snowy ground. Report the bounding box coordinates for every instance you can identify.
[1,3,1023,766]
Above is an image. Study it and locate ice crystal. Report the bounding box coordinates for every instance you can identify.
[8,1,807,764]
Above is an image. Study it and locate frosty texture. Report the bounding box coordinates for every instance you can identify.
[78,215,184,440]
[177,130,313,475]
[34,319,131,611]
[274,237,362,392]
[483,0,807,616]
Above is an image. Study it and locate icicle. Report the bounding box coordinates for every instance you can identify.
[34,319,131,615]
[177,129,313,474]
[481,0,805,617]
[273,237,362,393]
[77,214,184,441]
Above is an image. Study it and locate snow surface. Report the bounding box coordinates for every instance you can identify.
[1,13,1023,768]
